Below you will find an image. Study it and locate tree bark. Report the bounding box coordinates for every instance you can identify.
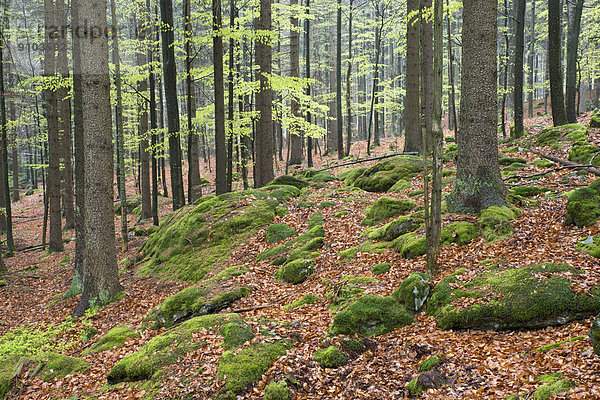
[565,0,584,123]
[213,0,227,194]
[335,0,343,160]
[548,0,567,126]
[527,0,536,119]
[73,0,123,316]
[305,0,313,167]
[289,0,303,165]
[148,0,159,225]
[226,0,236,191]
[254,0,274,188]
[345,0,353,156]
[447,0,507,212]
[403,0,421,153]
[513,0,525,138]
[137,15,151,220]
[185,0,201,201]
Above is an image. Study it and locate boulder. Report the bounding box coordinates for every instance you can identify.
[589,313,600,355]
[393,272,431,312]
[589,111,600,128]
[313,346,348,368]
[350,156,424,192]
[361,197,416,226]
[565,187,600,227]
[479,206,519,243]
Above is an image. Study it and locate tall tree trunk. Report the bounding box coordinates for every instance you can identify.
[548,0,567,126]
[148,0,159,225]
[447,0,507,212]
[446,0,458,136]
[327,18,337,154]
[421,0,433,150]
[185,0,201,201]
[254,0,274,187]
[289,0,303,165]
[565,0,584,123]
[226,0,235,191]
[137,14,151,220]
[213,0,227,194]
[345,0,353,156]
[513,0,525,138]
[305,0,313,167]
[160,0,185,209]
[403,0,421,153]
[110,0,128,249]
[45,0,62,252]
[335,0,343,160]
[73,0,123,316]
[527,0,536,118]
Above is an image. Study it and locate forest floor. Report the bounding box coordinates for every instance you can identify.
[2,111,600,399]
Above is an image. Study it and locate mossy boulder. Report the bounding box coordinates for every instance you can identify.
[361,197,416,226]
[565,187,600,227]
[568,142,600,166]
[264,380,291,400]
[510,186,549,198]
[589,313,600,355]
[141,186,300,282]
[274,259,315,284]
[266,223,297,244]
[534,377,575,399]
[530,158,555,168]
[499,157,527,166]
[392,272,431,312]
[371,262,391,275]
[338,166,367,186]
[267,175,308,189]
[440,222,480,246]
[313,346,348,368]
[108,313,246,383]
[220,322,255,350]
[388,179,412,193]
[590,111,600,128]
[479,206,519,243]
[391,232,427,258]
[217,340,292,398]
[350,156,424,192]
[84,326,139,355]
[330,295,413,337]
[536,123,588,146]
[503,162,527,172]
[577,235,600,258]
[406,371,446,396]
[428,264,600,331]
[286,293,320,309]
[147,286,251,328]
[308,212,324,228]
[367,215,422,241]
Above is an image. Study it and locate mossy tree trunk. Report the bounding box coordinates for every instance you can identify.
[447,0,507,213]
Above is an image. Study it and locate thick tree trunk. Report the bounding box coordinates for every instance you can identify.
[513,0,525,138]
[160,0,185,209]
[74,0,123,316]
[335,0,343,160]
[226,0,235,191]
[565,0,584,123]
[289,0,303,165]
[345,0,353,156]
[548,0,567,126]
[213,0,227,194]
[447,0,507,213]
[45,0,62,252]
[527,0,536,119]
[305,0,313,167]
[421,0,433,149]
[148,0,159,225]
[403,0,421,153]
[136,14,151,220]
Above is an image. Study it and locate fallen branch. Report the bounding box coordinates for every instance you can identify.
[527,148,600,176]
[315,152,418,172]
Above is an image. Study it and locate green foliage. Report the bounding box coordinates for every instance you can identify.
[263,380,291,400]
[330,295,413,337]
[565,187,600,227]
[313,346,348,368]
[266,223,297,244]
[361,197,416,226]
[83,326,138,355]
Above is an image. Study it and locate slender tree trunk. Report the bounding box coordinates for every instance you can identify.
[513,0,525,138]
[548,0,567,126]
[148,0,159,225]
[45,0,62,252]
[565,0,584,123]
[226,0,236,191]
[185,0,201,201]
[345,0,353,156]
[421,0,433,150]
[254,0,274,187]
[305,0,313,167]
[160,0,185,209]
[136,14,151,220]
[403,0,421,153]
[527,0,536,119]
[335,0,343,159]
[289,0,303,165]
[446,0,458,136]
[213,0,227,194]
[74,0,123,316]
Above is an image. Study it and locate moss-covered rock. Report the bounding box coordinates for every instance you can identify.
[267,175,309,189]
[220,322,254,350]
[503,162,527,172]
[263,380,291,400]
[589,313,600,355]
[393,272,431,312]
[391,232,427,258]
[499,157,527,166]
[565,187,600,227]
[510,186,549,198]
[419,355,442,372]
[308,212,324,228]
[536,123,588,146]
[479,206,519,243]
[428,264,600,331]
[266,223,297,244]
[147,286,252,328]
[406,370,446,396]
[590,111,600,128]
[338,246,359,260]
[577,235,600,258]
[140,185,300,282]
[388,179,412,193]
[313,346,348,368]
[84,326,138,355]
[217,340,291,398]
[340,337,366,355]
[440,222,480,247]
[361,197,416,226]
[568,142,600,166]
[367,215,422,241]
[534,378,574,399]
[274,259,314,284]
[286,293,320,309]
[330,295,413,337]
[530,158,555,168]
[371,263,391,275]
[108,313,243,383]
[338,166,367,186]
[350,156,424,192]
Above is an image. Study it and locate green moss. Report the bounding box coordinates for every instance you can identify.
[301,237,324,251]
[338,166,367,185]
[267,175,308,189]
[263,380,291,400]
[392,272,431,312]
[318,201,336,208]
[148,286,251,328]
[479,206,518,243]
[534,378,574,400]
[428,264,600,331]
[392,232,427,258]
[406,377,425,396]
[502,146,519,153]
[568,142,600,165]
[0,280,5,287]
[371,263,391,275]
[219,322,254,350]
[362,197,416,226]
[368,215,422,242]
[266,224,297,244]
[313,346,348,368]
[590,112,600,128]
[576,235,600,258]
[533,335,585,352]
[340,337,365,354]
[286,293,321,309]
[351,156,424,192]
[334,211,348,217]
[39,352,90,381]
[444,144,458,162]
[338,246,359,260]
[499,157,527,166]
[530,158,555,168]
[565,187,600,227]
[408,190,424,197]
[84,326,139,355]
[388,179,411,193]
[308,212,324,228]
[537,373,562,383]
[108,313,242,383]
[503,162,527,172]
[510,186,549,198]
[326,283,365,312]
[419,355,442,372]
[274,259,314,284]
[208,265,250,283]
[536,124,587,146]
[257,244,289,262]
[295,225,325,246]
[440,222,480,247]
[217,340,291,397]
[330,295,413,337]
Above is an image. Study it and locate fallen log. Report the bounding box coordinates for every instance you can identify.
[527,148,600,176]
[315,152,419,173]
